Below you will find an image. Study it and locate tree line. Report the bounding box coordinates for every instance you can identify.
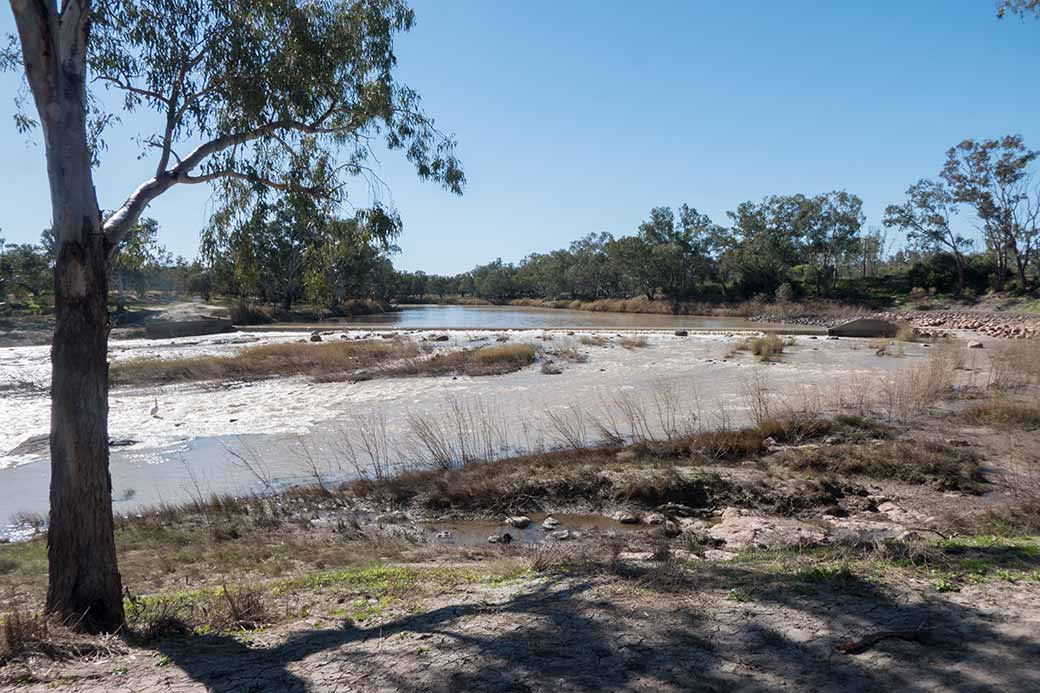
[411,135,1040,305]
[5,133,1036,315]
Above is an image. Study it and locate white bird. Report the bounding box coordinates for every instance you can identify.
[150,396,161,419]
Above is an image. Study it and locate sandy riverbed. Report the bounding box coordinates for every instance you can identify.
[0,328,966,532]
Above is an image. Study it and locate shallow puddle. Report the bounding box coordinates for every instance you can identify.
[424,512,649,547]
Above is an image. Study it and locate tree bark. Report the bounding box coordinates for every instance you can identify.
[10,0,125,632]
[47,225,124,633]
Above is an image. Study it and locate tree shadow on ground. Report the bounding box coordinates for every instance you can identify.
[149,562,1040,692]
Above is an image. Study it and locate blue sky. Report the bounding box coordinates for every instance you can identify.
[1,1,1038,274]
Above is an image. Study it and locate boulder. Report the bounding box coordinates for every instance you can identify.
[506,515,531,529]
[641,512,666,525]
[674,330,689,337]
[611,511,640,524]
[968,341,984,349]
[310,331,323,343]
[541,516,561,530]
[708,508,827,550]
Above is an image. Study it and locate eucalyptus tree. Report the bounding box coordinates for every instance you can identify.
[111,217,169,310]
[884,180,970,292]
[941,136,1038,291]
[6,0,462,631]
[997,1,1040,18]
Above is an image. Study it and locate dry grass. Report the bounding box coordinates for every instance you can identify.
[775,437,983,492]
[989,340,1040,391]
[0,612,118,666]
[111,341,537,386]
[619,336,649,349]
[126,584,269,639]
[111,339,420,385]
[876,344,962,422]
[735,334,786,361]
[579,335,609,347]
[962,399,1040,429]
[381,343,538,379]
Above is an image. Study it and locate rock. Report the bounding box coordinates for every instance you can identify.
[946,439,971,447]
[506,515,531,529]
[703,549,738,562]
[678,517,711,533]
[6,434,49,457]
[618,551,654,561]
[641,512,666,525]
[968,341,984,349]
[108,438,139,448]
[548,530,572,541]
[496,336,509,342]
[708,508,828,550]
[827,517,907,543]
[310,331,323,343]
[611,511,640,525]
[380,333,397,339]
[431,335,449,342]
[541,516,561,530]
[824,436,844,445]
[662,520,682,538]
[674,330,689,337]
[488,532,513,544]
[654,502,710,517]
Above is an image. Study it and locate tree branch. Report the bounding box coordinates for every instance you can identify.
[103,106,373,250]
[94,74,171,104]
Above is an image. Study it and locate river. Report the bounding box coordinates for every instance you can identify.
[2,307,913,540]
[330,304,797,331]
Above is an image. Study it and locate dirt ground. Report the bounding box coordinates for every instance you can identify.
[6,564,1040,692]
[2,332,1039,691]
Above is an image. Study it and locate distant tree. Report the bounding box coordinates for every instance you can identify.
[472,259,517,301]
[941,136,1039,291]
[802,192,864,294]
[607,235,659,300]
[724,197,803,296]
[0,242,51,299]
[884,180,971,292]
[112,217,169,310]
[305,208,401,309]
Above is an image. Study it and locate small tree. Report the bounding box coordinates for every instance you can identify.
[6,0,462,632]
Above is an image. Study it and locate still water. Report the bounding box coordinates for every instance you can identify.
[328,304,800,331]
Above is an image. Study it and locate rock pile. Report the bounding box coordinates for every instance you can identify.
[878,310,1039,340]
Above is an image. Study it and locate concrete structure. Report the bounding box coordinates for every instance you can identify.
[827,318,899,338]
[144,318,235,339]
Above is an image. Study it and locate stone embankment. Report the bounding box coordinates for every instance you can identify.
[878,310,1039,340]
[749,308,1038,339]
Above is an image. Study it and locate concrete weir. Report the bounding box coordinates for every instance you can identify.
[827,318,899,338]
[144,318,235,339]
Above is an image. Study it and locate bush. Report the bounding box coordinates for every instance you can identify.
[774,282,796,303]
